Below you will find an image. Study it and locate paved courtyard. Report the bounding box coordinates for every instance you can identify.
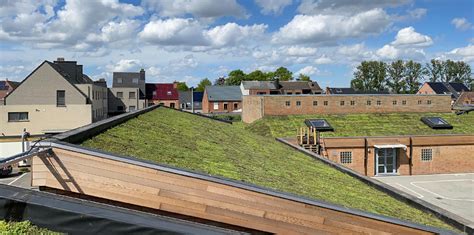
[0,169,31,188]
[374,173,474,227]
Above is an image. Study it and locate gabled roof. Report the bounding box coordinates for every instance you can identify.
[279,81,322,91]
[46,61,92,84]
[454,91,474,107]
[241,81,279,90]
[178,91,204,103]
[146,83,179,100]
[425,82,470,98]
[3,61,89,103]
[205,86,242,101]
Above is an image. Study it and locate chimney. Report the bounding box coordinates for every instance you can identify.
[57,57,65,62]
[140,68,145,81]
[173,81,178,89]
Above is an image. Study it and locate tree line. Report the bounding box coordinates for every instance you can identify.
[351,59,472,94]
[191,67,311,92]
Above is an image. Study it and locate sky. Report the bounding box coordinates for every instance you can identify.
[0,0,473,88]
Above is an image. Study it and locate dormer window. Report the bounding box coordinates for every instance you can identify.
[117,78,122,83]
[167,91,172,95]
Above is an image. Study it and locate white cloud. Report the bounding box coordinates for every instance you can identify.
[255,0,292,15]
[407,8,427,19]
[297,65,319,76]
[314,55,333,64]
[391,27,433,47]
[447,44,474,62]
[272,8,390,44]
[86,20,140,44]
[297,0,410,15]
[142,0,246,19]
[451,18,473,31]
[284,46,317,57]
[140,19,267,49]
[106,59,142,72]
[376,45,399,59]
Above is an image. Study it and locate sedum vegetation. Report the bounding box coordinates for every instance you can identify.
[82,108,456,230]
[246,112,474,138]
[0,221,59,234]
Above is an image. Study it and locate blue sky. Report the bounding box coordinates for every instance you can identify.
[0,0,473,87]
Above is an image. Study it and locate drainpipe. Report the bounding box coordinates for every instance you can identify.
[409,137,413,175]
[364,138,368,176]
[191,87,194,113]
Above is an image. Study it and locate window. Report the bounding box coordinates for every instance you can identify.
[313,101,318,106]
[350,101,355,106]
[129,106,136,111]
[324,101,328,106]
[367,100,371,106]
[117,78,122,84]
[304,119,334,132]
[421,117,453,129]
[167,91,172,96]
[117,92,123,98]
[421,149,433,162]
[8,112,28,122]
[132,78,139,84]
[287,92,292,95]
[296,101,301,106]
[213,102,219,110]
[234,103,238,109]
[129,92,136,99]
[392,100,397,105]
[57,90,65,106]
[418,100,422,105]
[402,100,407,105]
[377,100,381,105]
[340,101,345,106]
[340,152,352,164]
[427,100,432,105]
[170,103,175,109]
[117,106,124,111]
[152,91,157,97]
[224,103,228,110]
[285,101,291,106]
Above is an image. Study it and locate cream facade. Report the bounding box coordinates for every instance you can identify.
[1,60,107,136]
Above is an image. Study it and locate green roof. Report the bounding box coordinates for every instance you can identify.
[246,113,474,138]
[81,108,455,230]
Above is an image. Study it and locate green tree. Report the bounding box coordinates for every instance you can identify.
[405,60,424,94]
[386,60,407,94]
[214,77,226,86]
[225,69,246,85]
[271,67,293,81]
[196,78,212,92]
[351,61,387,92]
[246,70,268,81]
[297,73,311,81]
[425,59,445,82]
[444,60,472,85]
[176,82,189,91]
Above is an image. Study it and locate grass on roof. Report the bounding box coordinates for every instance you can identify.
[245,112,474,138]
[0,220,59,234]
[82,108,454,230]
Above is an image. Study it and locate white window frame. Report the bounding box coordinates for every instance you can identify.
[213,102,219,110]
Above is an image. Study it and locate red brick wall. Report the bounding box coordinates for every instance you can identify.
[321,135,474,176]
[417,83,435,95]
[242,94,452,123]
[149,100,179,108]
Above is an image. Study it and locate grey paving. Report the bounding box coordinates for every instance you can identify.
[0,169,31,188]
[374,173,474,226]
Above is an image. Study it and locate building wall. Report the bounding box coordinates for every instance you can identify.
[321,135,474,176]
[242,96,264,123]
[5,63,87,105]
[0,104,92,136]
[76,84,108,122]
[202,91,242,114]
[242,94,452,123]
[108,88,146,113]
[148,99,179,108]
[417,83,435,95]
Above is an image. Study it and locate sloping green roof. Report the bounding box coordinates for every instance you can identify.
[81,108,454,230]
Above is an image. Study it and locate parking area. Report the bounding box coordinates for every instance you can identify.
[0,169,31,188]
[375,173,474,226]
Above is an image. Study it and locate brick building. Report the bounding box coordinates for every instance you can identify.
[240,80,322,95]
[318,135,474,177]
[0,80,20,103]
[242,94,452,123]
[202,86,242,114]
[417,82,470,100]
[146,83,180,108]
[326,87,389,95]
[454,91,474,106]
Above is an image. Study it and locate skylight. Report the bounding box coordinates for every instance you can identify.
[304,119,334,132]
[421,117,453,129]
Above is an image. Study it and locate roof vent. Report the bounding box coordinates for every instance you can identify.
[421,117,453,129]
[304,119,334,132]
